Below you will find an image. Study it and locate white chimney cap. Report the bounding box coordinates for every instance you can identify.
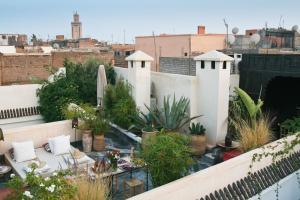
[194,50,234,61]
[125,50,154,61]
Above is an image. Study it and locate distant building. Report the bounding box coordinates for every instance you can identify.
[78,38,96,48]
[0,34,27,46]
[135,26,226,71]
[71,12,82,40]
[0,46,16,54]
[56,35,65,41]
[112,44,135,67]
[226,27,300,54]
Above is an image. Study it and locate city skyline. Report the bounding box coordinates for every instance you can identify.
[1,0,300,43]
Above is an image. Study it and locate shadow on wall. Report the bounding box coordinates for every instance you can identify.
[263,76,300,136]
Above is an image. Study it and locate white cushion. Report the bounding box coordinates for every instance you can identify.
[48,135,65,153]
[49,135,71,155]
[12,141,36,163]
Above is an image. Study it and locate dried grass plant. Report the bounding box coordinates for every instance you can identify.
[236,116,273,152]
[73,177,109,200]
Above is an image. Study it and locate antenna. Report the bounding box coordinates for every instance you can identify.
[123,29,126,45]
[279,15,283,28]
[223,19,229,49]
[152,31,158,71]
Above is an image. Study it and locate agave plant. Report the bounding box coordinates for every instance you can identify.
[149,95,201,132]
[129,111,158,132]
[189,122,206,135]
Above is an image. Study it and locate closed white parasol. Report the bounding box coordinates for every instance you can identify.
[97,65,107,107]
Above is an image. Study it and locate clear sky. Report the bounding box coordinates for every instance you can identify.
[1,0,299,43]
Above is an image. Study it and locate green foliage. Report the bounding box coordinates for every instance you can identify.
[280,117,300,135]
[141,131,192,187]
[129,111,157,132]
[104,65,116,85]
[37,80,80,122]
[92,115,110,135]
[103,79,137,129]
[37,58,115,122]
[235,87,263,122]
[229,87,264,137]
[189,122,206,135]
[6,170,76,200]
[112,98,137,129]
[147,96,201,132]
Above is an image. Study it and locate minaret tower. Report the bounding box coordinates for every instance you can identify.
[71,11,82,40]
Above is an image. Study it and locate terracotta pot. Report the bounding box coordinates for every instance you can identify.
[82,130,92,153]
[93,134,105,152]
[190,135,206,156]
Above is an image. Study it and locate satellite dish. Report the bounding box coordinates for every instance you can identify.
[53,43,59,49]
[250,33,260,44]
[292,25,299,32]
[232,27,239,34]
[227,35,236,44]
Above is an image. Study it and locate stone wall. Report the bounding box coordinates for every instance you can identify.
[159,57,196,75]
[0,51,114,85]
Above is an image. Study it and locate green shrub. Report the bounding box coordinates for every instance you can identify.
[103,79,137,129]
[37,58,115,122]
[6,169,76,200]
[141,132,192,187]
[37,79,80,122]
[280,117,300,135]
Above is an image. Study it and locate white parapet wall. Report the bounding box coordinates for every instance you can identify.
[0,120,79,155]
[129,135,300,200]
[151,71,198,118]
[114,66,239,124]
[0,84,41,110]
[114,66,198,118]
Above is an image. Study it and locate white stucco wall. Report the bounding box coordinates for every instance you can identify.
[129,135,300,200]
[151,72,198,118]
[0,46,16,54]
[230,74,240,96]
[114,66,198,118]
[114,66,128,80]
[0,84,41,110]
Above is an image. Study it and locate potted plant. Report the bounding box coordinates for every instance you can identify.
[92,117,109,152]
[189,122,207,156]
[129,112,158,144]
[63,103,96,153]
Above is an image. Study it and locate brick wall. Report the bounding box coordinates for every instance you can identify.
[159,57,196,76]
[0,51,114,85]
[51,51,113,67]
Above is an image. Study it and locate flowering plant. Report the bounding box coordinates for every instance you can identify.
[6,167,76,200]
[106,150,120,170]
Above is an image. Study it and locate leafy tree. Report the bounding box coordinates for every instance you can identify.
[37,58,115,122]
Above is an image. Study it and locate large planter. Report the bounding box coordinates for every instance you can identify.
[93,134,105,152]
[142,129,158,141]
[142,129,158,148]
[190,135,206,156]
[82,130,92,153]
